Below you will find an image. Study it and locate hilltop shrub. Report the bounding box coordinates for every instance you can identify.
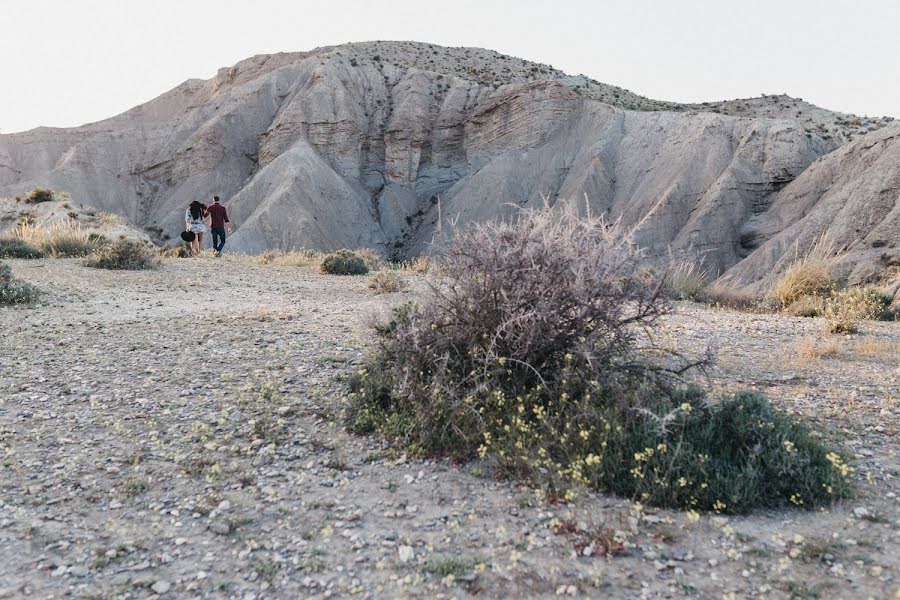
[0,262,39,305]
[321,250,369,275]
[346,207,852,512]
[25,187,54,204]
[0,238,45,259]
[85,239,160,270]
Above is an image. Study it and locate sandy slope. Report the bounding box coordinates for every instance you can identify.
[0,258,897,599]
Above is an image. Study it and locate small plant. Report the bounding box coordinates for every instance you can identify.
[785,295,826,317]
[699,284,758,311]
[0,239,45,259]
[256,249,323,267]
[97,212,122,226]
[161,243,192,258]
[794,336,838,360]
[368,270,407,294]
[424,556,482,577]
[356,248,383,270]
[25,187,54,204]
[0,262,40,305]
[771,238,838,307]
[321,249,369,275]
[84,239,160,270]
[666,258,710,300]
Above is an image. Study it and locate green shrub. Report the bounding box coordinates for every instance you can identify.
[84,239,160,270]
[321,249,369,275]
[25,187,54,204]
[581,390,853,512]
[0,239,45,259]
[346,207,851,512]
[0,262,39,305]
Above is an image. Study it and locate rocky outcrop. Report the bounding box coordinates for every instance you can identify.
[0,41,896,287]
[724,124,900,292]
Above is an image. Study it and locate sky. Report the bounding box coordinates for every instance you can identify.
[1,0,898,133]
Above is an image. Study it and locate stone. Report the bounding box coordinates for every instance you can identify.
[151,581,172,594]
[397,545,414,563]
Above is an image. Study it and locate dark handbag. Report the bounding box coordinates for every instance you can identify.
[180,231,196,242]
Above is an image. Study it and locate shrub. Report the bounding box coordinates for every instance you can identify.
[25,187,53,204]
[666,258,710,300]
[356,248,383,271]
[0,262,39,305]
[823,286,893,334]
[583,391,853,512]
[85,239,160,270]
[346,207,851,512]
[368,270,407,294]
[257,249,323,267]
[161,243,191,258]
[321,249,370,275]
[698,284,758,311]
[770,239,838,307]
[784,295,826,317]
[0,238,45,259]
[12,222,101,258]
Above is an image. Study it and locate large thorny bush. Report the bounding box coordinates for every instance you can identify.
[347,207,854,512]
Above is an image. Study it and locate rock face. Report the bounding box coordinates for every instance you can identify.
[724,124,900,293]
[0,41,896,285]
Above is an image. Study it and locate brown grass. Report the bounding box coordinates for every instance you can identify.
[794,336,839,360]
[368,271,407,294]
[770,238,838,307]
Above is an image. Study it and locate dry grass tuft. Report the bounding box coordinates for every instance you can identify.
[255,249,323,268]
[848,338,900,360]
[794,336,839,360]
[771,238,838,307]
[368,271,407,294]
[12,222,102,258]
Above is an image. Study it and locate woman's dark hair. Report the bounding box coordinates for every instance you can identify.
[189,201,204,220]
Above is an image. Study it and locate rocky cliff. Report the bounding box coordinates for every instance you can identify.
[0,41,896,285]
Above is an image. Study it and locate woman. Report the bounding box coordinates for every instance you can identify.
[184,200,208,256]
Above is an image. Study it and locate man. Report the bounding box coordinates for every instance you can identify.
[206,196,231,256]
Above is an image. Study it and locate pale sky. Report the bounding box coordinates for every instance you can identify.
[1,0,897,133]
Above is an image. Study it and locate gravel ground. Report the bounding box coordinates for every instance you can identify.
[0,258,897,599]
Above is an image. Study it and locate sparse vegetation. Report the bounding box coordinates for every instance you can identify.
[253,249,323,268]
[321,249,370,275]
[770,239,837,307]
[368,270,407,294]
[0,261,39,305]
[0,238,45,259]
[12,222,102,258]
[346,208,851,512]
[666,258,710,301]
[25,187,54,204]
[85,239,160,270]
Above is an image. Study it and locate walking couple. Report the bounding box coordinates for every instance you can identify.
[184,196,231,257]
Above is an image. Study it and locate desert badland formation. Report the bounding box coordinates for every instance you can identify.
[0,41,898,293]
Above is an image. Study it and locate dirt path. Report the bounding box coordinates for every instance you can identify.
[1,258,897,599]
